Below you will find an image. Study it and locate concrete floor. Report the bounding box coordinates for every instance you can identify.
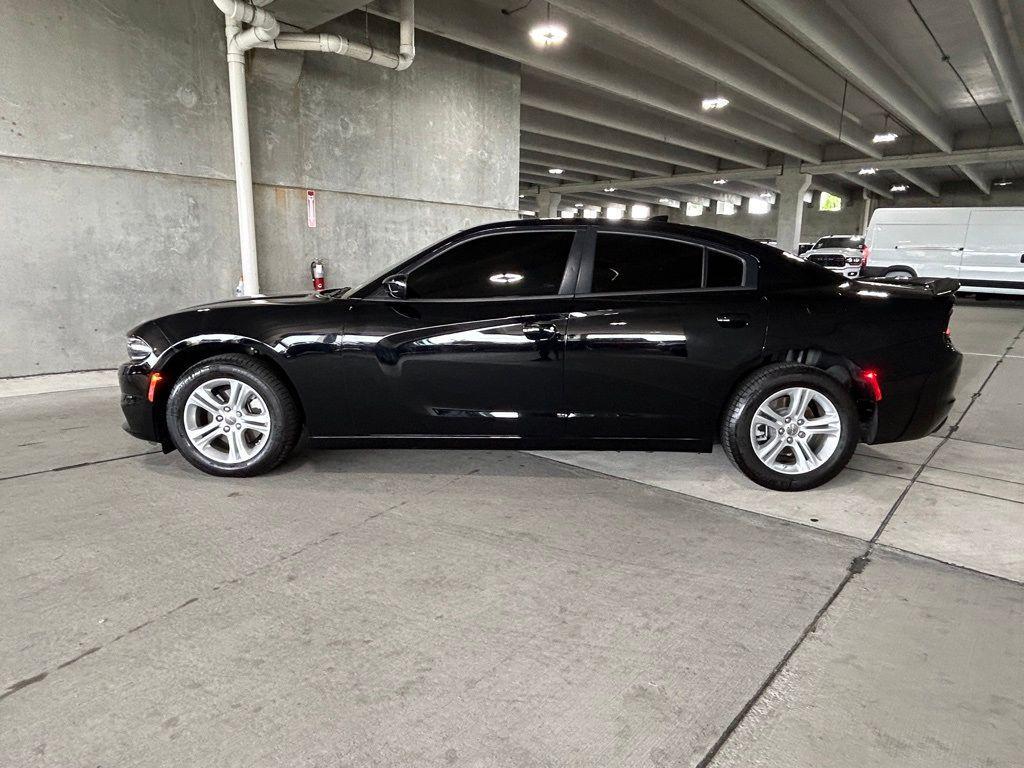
[1,301,1022,767]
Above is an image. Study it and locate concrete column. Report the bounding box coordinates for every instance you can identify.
[860,189,876,235]
[775,157,812,253]
[536,191,562,218]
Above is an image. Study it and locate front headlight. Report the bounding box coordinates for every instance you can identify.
[127,336,154,362]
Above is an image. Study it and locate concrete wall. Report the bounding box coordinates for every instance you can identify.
[0,1,519,377]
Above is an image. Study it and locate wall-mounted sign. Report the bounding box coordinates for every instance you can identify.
[306,189,316,228]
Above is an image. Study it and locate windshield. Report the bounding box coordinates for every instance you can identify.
[814,236,863,250]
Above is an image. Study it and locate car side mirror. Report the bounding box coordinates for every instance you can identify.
[383,274,408,300]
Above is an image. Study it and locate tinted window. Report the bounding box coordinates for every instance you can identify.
[706,249,745,287]
[407,231,574,299]
[814,236,863,250]
[591,234,703,293]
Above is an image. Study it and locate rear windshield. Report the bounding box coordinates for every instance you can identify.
[814,236,863,250]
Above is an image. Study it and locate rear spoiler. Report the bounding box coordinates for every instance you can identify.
[860,276,960,296]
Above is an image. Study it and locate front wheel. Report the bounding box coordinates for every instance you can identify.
[720,363,858,491]
[165,354,301,477]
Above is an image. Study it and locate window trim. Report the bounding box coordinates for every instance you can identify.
[363,227,586,303]
[574,229,756,297]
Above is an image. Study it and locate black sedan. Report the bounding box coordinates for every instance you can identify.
[120,219,962,491]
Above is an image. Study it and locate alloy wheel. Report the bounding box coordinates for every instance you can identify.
[749,386,842,475]
[183,377,272,464]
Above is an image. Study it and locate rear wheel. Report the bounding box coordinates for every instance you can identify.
[166,354,301,477]
[720,363,858,491]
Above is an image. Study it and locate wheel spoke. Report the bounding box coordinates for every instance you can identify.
[803,415,841,436]
[792,438,820,472]
[242,415,270,435]
[191,386,224,415]
[187,421,222,449]
[752,404,782,430]
[225,380,244,411]
[788,388,813,419]
[226,429,250,462]
[756,435,785,465]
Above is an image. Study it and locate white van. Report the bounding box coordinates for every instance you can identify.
[864,207,1024,295]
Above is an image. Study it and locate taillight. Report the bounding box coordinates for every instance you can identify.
[862,370,882,401]
[860,244,870,265]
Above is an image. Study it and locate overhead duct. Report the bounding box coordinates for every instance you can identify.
[210,0,416,295]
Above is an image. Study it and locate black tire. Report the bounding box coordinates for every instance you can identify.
[165,354,301,477]
[720,363,858,491]
[884,268,916,281]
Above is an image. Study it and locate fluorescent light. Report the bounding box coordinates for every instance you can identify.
[548,168,564,175]
[603,186,617,192]
[994,179,1013,187]
[519,210,536,216]
[712,178,728,185]
[574,202,584,207]
[528,23,568,46]
[748,197,770,215]
[890,184,908,192]
[858,167,877,175]
[872,131,899,143]
[759,191,774,199]
[518,194,525,198]
[658,197,681,208]
[630,204,650,219]
[701,96,729,111]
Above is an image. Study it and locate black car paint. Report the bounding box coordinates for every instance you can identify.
[120,219,961,454]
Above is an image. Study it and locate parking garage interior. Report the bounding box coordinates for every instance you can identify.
[2,1,1024,766]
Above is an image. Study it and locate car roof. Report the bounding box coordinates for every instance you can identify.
[468,217,782,256]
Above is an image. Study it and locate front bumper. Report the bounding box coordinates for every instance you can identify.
[823,264,862,279]
[119,362,161,443]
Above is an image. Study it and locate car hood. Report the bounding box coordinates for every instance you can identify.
[183,292,325,311]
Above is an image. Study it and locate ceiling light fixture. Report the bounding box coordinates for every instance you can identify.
[527,2,567,47]
[548,168,563,175]
[858,167,877,175]
[759,191,774,199]
[701,96,729,111]
[603,186,617,192]
[890,184,908,192]
[712,178,728,185]
[994,179,1013,187]
[873,131,899,144]
[574,202,584,207]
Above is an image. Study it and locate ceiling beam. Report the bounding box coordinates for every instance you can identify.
[521,150,636,180]
[409,0,825,161]
[520,133,674,177]
[520,163,593,184]
[522,108,721,172]
[746,0,955,152]
[540,145,1024,195]
[548,0,879,157]
[649,185,743,206]
[968,0,1024,143]
[836,172,894,199]
[959,164,993,194]
[521,71,768,168]
[896,169,940,197]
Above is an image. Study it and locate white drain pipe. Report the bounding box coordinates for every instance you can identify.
[210,0,416,295]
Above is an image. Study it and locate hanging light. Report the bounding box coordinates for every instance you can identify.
[548,168,564,175]
[994,179,1013,187]
[712,178,728,185]
[701,96,729,111]
[858,167,877,175]
[603,186,617,192]
[528,3,567,47]
[890,184,908,192]
[872,114,898,144]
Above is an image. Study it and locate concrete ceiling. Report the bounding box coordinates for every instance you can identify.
[279,0,1024,208]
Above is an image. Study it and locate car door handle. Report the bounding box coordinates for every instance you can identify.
[523,322,559,340]
[716,313,749,328]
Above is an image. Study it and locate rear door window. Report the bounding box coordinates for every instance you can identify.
[590,233,704,293]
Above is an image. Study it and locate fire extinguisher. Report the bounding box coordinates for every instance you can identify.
[310,259,325,291]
